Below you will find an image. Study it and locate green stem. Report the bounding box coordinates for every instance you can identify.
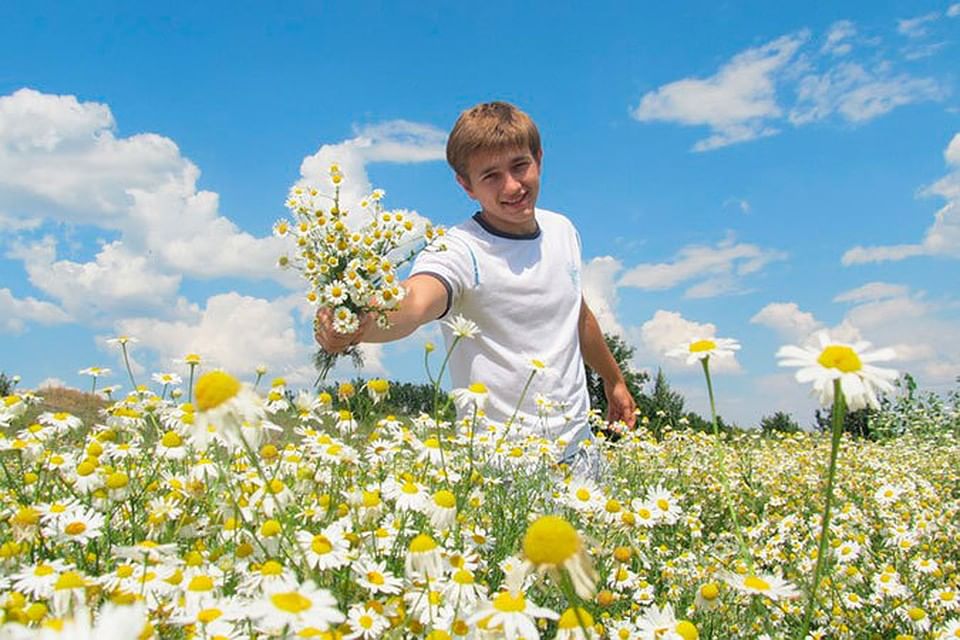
[120,343,138,395]
[799,379,845,639]
[187,363,196,404]
[501,368,538,443]
[700,357,754,570]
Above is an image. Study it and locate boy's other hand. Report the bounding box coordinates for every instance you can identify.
[605,380,637,429]
[314,307,371,354]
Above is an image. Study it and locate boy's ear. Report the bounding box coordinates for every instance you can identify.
[456,173,475,199]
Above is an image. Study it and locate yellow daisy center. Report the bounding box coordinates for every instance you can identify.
[676,620,699,640]
[271,591,312,613]
[434,490,456,509]
[467,382,487,394]
[311,535,333,555]
[409,533,437,553]
[558,607,594,629]
[366,571,385,585]
[817,345,862,373]
[195,371,241,411]
[689,339,716,353]
[492,591,526,612]
[261,560,284,576]
[907,607,926,621]
[523,515,580,566]
[198,608,223,624]
[744,575,770,591]
[64,521,87,536]
[161,431,182,448]
[55,571,86,590]
[700,583,719,600]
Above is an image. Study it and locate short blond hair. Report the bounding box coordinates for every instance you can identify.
[446,101,541,179]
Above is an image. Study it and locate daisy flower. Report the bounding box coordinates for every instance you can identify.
[444,314,480,339]
[296,524,352,571]
[406,533,444,579]
[721,571,800,601]
[426,489,458,530]
[78,366,111,377]
[468,588,558,640]
[365,378,390,404]
[344,602,390,640]
[776,331,897,411]
[522,515,598,600]
[353,559,403,595]
[666,336,741,365]
[635,603,699,640]
[555,607,596,639]
[646,485,683,525]
[452,382,489,413]
[46,506,105,545]
[443,568,488,610]
[250,579,345,635]
[190,370,266,452]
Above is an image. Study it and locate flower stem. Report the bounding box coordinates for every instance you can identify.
[120,343,138,395]
[800,378,845,638]
[700,357,754,570]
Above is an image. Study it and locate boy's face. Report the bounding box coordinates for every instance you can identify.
[456,145,542,235]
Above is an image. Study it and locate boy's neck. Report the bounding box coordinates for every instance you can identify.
[475,209,540,237]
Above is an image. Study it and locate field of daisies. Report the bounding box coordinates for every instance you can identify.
[1,332,959,640]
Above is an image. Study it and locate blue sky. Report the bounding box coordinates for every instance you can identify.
[2,1,958,426]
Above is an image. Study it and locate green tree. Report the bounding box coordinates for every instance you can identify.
[760,411,800,434]
[584,333,649,420]
[0,373,14,396]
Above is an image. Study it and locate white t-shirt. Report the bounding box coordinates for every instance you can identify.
[410,208,591,458]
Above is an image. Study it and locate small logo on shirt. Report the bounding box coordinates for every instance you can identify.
[568,263,580,288]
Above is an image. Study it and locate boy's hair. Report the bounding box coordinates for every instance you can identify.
[446,101,541,179]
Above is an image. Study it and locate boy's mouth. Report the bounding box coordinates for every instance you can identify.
[501,191,528,207]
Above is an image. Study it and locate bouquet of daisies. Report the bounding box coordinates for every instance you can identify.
[276,163,445,380]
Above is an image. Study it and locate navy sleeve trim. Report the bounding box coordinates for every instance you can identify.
[410,271,453,319]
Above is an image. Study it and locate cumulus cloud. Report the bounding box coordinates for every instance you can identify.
[617,235,786,298]
[631,23,944,150]
[113,293,312,382]
[297,120,446,220]
[0,287,70,333]
[750,302,823,342]
[752,287,960,391]
[843,132,960,264]
[631,32,807,151]
[638,310,741,372]
[8,236,181,319]
[582,256,625,335]
[949,4,960,18]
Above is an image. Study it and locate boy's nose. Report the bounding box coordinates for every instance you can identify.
[503,173,523,194]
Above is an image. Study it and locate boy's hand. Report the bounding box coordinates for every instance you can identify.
[314,307,371,354]
[605,380,637,429]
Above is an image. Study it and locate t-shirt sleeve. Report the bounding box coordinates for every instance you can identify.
[409,235,476,319]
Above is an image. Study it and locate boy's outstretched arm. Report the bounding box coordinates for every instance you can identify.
[314,274,448,353]
[578,298,637,428]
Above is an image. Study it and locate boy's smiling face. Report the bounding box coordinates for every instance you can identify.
[457,146,542,235]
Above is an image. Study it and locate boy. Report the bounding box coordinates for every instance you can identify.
[315,101,635,461]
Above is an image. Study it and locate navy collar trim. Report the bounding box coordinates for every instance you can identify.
[472,211,541,240]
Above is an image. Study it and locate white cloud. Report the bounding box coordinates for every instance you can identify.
[0,287,71,333]
[297,120,446,217]
[790,62,941,125]
[833,281,910,303]
[631,32,808,151]
[0,212,42,232]
[750,302,823,342]
[581,256,625,336]
[581,256,624,336]
[843,132,960,264]
[617,235,786,298]
[822,20,857,56]
[36,378,69,390]
[752,287,960,391]
[949,4,960,18]
[897,12,940,38]
[638,310,741,373]
[8,236,181,319]
[114,292,322,383]
[632,25,944,150]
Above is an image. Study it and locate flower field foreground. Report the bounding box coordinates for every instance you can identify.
[1,370,959,639]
